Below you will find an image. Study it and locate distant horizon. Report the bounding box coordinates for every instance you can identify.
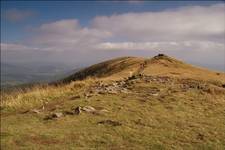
[1,53,225,72]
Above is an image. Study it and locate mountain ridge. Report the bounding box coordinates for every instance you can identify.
[61,54,225,84]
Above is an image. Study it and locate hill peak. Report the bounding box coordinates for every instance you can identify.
[153,53,168,59]
[150,54,183,64]
[60,54,225,83]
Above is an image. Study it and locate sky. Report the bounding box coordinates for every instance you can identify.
[1,0,225,71]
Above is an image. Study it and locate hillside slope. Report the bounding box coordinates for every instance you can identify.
[1,54,225,149]
[61,54,225,83]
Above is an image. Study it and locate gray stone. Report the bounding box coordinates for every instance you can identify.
[44,112,63,120]
[99,109,109,113]
[151,93,159,96]
[31,109,41,114]
[82,106,96,113]
[52,112,63,118]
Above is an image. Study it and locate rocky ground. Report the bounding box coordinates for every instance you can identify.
[25,74,225,124]
[1,55,225,149]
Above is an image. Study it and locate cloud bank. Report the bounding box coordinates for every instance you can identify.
[1,3,225,70]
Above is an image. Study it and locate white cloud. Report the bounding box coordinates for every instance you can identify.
[1,43,39,51]
[96,41,224,52]
[2,3,225,70]
[28,19,112,51]
[92,3,225,43]
[24,3,224,52]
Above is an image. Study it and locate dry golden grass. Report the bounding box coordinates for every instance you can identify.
[1,55,224,110]
[1,55,225,149]
[98,55,225,82]
[1,78,98,110]
[1,73,225,149]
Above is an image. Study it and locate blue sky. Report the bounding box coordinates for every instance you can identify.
[1,1,225,71]
[1,1,222,42]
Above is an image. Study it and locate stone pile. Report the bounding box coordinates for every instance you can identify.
[179,79,209,91]
[141,75,172,83]
[86,80,130,96]
[71,105,108,115]
[83,75,174,98]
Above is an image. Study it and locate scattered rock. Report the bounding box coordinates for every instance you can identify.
[81,106,96,113]
[52,112,63,118]
[87,79,132,95]
[108,90,118,94]
[73,106,82,115]
[99,109,109,113]
[44,112,63,120]
[120,88,129,94]
[151,93,159,96]
[72,106,107,115]
[98,120,122,126]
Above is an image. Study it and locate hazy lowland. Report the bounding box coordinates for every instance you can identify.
[1,54,225,149]
[0,62,82,88]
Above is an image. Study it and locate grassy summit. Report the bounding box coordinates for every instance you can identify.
[1,54,225,149]
[61,54,225,83]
